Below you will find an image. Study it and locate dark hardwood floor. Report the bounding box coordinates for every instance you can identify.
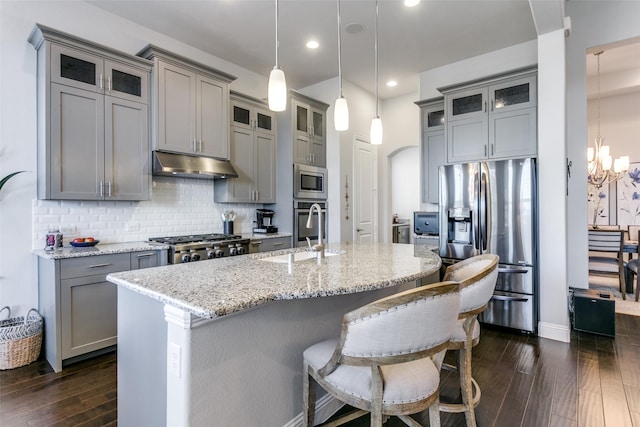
[1,313,639,426]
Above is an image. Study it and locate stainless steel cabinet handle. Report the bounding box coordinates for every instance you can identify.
[198,140,202,152]
[484,100,487,112]
[490,99,494,111]
[108,77,112,92]
[136,253,154,258]
[99,74,104,90]
[107,182,112,197]
[89,263,112,268]
[272,242,284,247]
[193,139,197,151]
[490,144,494,156]
[484,145,488,157]
[99,181,104,197]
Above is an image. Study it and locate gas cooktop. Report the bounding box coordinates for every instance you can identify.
[149,233,250,263]
[148,233,242,245]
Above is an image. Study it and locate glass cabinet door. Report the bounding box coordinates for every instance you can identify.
[296,104,308,134]
[255,109,273,134]
[489,75,537,113]
[232,101,252,129]
[51,44,103,93]
[312,110,324,138]
[446,87,488,121]
[104,60,148,103]
[426,109,445,129]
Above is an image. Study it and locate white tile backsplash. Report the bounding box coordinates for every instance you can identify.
[32,176,259,248]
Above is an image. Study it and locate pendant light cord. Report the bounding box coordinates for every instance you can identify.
[374,0,379,117]
[275,0,280,68]
[337,0,343,97]
[596,51,602,140]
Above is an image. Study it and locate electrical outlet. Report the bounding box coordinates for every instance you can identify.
[169,343,181,378]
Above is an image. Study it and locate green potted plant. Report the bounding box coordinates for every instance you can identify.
[0,171,26,194]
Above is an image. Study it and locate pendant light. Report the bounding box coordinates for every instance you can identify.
[268,0,287,112]
[370,0,383,145]
[334,0,349,131]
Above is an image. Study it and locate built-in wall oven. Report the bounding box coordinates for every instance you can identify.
[294,200,327,247]
[294,163,327,200]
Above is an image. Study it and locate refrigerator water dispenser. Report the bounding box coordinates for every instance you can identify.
[447,208,472,244]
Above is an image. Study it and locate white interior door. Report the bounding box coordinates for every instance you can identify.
[353,136,377,243]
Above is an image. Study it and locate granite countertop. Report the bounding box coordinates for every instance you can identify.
[107,242,441,319]
[34,242,169,259]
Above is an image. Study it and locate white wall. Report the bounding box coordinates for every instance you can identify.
[537,29,569,342]
[0,1,269,314]
[300,78,377,243]
[565,0,640,292]
[377,92,421,243]
[390,147,420,241]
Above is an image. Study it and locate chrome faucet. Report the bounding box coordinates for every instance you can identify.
[305,203,324,258]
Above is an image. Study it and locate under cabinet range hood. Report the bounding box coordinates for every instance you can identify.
[152,151,238,179]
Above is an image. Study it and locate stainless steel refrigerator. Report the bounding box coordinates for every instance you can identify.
[439,158,538,333]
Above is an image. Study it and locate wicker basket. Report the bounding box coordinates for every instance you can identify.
[0,306,43,370]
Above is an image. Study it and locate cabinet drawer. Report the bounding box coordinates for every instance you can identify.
[60,253,130,279]
[250,237,292,253]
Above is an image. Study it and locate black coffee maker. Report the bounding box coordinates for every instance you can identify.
[253,209,278,234]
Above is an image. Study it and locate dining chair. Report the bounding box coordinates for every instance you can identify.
[302,281,461,427]
[588,228,625,299]
[625,227,640,302]
[438,254,499,427]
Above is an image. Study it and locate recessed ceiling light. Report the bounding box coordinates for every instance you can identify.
[306,40,319,49]
[386,80,398,87]
[404,0,420,6]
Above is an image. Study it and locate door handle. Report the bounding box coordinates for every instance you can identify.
[356,228,363,232]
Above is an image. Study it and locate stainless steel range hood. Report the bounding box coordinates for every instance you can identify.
[152,151,238,179]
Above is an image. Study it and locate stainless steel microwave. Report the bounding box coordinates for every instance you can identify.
[294,163,327,200]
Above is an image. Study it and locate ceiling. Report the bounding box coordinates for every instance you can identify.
[586,41,640,98]
[88,0,539,99]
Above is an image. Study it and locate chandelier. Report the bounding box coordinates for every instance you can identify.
[587,50,629,189]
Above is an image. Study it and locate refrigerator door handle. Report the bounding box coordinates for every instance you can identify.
[498,268,528,274]
[473,170,480,251]
[490,295,529,302]
[480,168,489,252]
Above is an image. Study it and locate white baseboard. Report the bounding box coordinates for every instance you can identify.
[538,321,570,342]
[283,393,345,427]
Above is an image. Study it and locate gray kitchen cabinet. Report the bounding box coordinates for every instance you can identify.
[249,236,292,253]
[215,93,276,203]
[416,98,446,204]
[443,70,537,163]
[292,94,328,167]
[29,25,152,201]
[139,46,236,159]
[38,249,168,372]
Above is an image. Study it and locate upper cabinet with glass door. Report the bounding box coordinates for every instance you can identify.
[51,44,148,104]
[291,92,328,167]
[443,69,537,163]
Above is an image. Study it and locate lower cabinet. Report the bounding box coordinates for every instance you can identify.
[38,249,167,372]
[249,236,292,253]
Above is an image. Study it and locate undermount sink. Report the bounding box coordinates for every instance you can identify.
[258,251,340,263]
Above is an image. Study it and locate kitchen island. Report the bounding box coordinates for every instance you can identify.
[107,242,441,426]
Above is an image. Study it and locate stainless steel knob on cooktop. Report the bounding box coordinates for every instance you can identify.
[181,254,192,263]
